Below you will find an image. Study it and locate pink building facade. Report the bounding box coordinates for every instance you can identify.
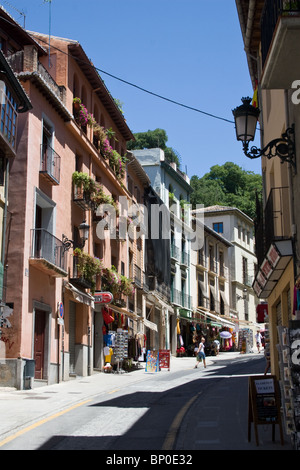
[0,8,139,388]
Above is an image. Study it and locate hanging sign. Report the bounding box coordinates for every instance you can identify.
[94,292,113,304]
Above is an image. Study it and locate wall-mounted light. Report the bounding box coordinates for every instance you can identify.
[232,97,296,169]
[63,220,90,251]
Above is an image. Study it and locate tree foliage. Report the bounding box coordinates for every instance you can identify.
[190,162,262,220]
[127,128,181,167]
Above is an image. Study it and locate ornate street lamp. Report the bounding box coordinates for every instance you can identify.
[232,97,296,168]
[62,220,90,251]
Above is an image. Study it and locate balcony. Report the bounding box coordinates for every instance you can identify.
[253,186,294,298]
[73,185,95,211]
[7,49,69,121]
[30,229,67,277]
[134,264,142,288]
[171,288,182,306]
[255,186,292,266]
[69,254,93,290]
[181,251,190,267]
[261,0,300,89]
[40,144,61,185]
[171,243,180,261]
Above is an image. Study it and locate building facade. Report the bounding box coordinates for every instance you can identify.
[203,206,258,339]
[133,149,192,355]
[0,7,147,388]
[235,0,299,370]
[190,217,235,353]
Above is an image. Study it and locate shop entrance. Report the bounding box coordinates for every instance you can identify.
[34,309,46,379]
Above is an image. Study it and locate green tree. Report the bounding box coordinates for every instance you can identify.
[190,162,262,220]
[127,128,181,167]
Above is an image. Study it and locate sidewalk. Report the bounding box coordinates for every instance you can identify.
[0,351,256,444]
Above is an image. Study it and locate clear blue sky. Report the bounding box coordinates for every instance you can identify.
[1,0,262,179]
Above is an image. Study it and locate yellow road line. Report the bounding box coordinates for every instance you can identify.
[0,399,91,448]
[162,392,202,450]
[108,389,120,394]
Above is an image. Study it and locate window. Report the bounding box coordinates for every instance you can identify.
[40,118,60,184]
[213,222,223,233]
[1,84,18,150]
[242,257,248,285]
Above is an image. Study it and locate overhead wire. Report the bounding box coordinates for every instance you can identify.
[17,29,235,125]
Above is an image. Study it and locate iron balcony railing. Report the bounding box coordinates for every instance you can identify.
[171,243,180,260]
[134,264,142,287]
[254,186,291,266]
[69,254,93,289]
[261,0,300,68]
[171,288,182,306]
[40,144,61,185]
[181,251,190,267]
[7,51,66,104]
[31,228,67,272]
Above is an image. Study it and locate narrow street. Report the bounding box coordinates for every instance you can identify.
[0,352,293,452]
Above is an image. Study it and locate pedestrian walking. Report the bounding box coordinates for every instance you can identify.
[213,339,220,355]
[255,331,262,353]
[194,337,206,369]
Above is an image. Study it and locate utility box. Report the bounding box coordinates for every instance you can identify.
[24,359,35,389]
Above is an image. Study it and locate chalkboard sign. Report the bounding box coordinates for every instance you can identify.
[248,375,284,446]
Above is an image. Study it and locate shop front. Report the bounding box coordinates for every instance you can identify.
[96,302,145,373]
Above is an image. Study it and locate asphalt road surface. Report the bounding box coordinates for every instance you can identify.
[0,353,293,452]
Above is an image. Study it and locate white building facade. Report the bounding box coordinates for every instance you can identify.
[203,206,259,346]
[133,149,192,354]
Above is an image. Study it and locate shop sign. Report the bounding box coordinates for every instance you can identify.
[253,280,262,297]
[94,292,113,304]
[256,270,267,288]
[261,259,272,279]
[267,244,280,268]
[248,375,284,446]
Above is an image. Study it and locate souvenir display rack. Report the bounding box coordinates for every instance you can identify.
[277,321,300,450]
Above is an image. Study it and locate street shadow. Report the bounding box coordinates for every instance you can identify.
[38,356,291,450]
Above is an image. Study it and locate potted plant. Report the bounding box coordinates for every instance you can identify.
[93,125,107,149]
[73,97,81,114]
[72,171,96,194]
[73,248,103,293]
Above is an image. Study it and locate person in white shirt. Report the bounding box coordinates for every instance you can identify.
[194,337,207,369]
[255,331,262,353]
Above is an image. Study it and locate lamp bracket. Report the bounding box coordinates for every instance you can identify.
[243,125,296,169]
[62,235,74,252]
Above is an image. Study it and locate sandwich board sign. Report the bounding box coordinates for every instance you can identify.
[248,375,284,446]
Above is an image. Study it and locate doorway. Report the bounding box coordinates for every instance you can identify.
[34,310,46,379]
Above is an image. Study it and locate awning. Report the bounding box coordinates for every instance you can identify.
[196,309,236,327]
[147,292,174,314]
[108,303,139,321]
[64,282,94,307]
[143,318,158,332]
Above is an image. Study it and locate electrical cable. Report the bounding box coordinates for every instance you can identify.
[0,11,235,126]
